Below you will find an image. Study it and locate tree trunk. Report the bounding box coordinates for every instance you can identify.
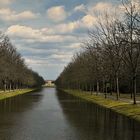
[114,79,116,93]
[4,79,6,92]
[82,84,84,92]
[4,83,6,92]
[9,82,11,92]
[85,84,88,91]
[105,83,107,99]
[102,78,105,93]
[133,74,136,104]
[90,84,92,94]
[93,83,94,92]
[130,80,133,99]
[78,83,80,90]
[116,74,119,100]
[96,81,99,95]
[110,80,113,95]
[16,83,18,90]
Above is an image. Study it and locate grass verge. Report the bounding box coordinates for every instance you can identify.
[0,89,36,101]
[64,89,140,122]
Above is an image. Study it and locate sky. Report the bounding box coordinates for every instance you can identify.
[0,0,121,80]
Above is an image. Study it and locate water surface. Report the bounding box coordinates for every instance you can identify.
[0,88,140,140]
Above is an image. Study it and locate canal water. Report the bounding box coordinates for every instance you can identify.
[0,88,140,140]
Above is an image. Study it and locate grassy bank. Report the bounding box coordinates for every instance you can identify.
[0,89,36,101]
[64,89,140,122]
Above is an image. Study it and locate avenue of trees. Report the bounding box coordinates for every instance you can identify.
[56,0,140,104]
[0,32,45,91]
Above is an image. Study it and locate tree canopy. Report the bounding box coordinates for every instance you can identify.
[55,0,140,104]
[0,32,45,91]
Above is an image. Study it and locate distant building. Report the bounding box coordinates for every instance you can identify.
[45,80,55,87]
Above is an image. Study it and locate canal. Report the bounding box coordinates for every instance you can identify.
[0,88,140,140]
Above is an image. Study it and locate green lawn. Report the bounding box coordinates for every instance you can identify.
[64,89,140,122]
[0,89,35,100]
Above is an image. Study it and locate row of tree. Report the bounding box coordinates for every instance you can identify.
[55,0,140,104]
[0,32,45,91]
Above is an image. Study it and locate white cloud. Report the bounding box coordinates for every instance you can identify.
[0,8,38,21]
[47,6,67,22]
[90,2,121,20]
[68,43,81,49]
[6,25,77,43]
[73,2,115,15]
[92,2,113,13]
[58,14,97,31]
[24,52,72,66]
[50,15,97,34]
[81,14,97,28]
[74,4,86,12]
[53,21,79,33]
[7,25,41,38]
[25,58,48,65]
[50,54,72,59]
[119,0,140,13]
[0,0,14,6]
[0,1,124,80]
[73,2,119,29]
[46,14,97,34]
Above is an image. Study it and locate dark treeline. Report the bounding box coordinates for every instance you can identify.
[0,32,45,91]
[56,0,140,104]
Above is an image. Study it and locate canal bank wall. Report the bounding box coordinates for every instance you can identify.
[0,89,37,101]
[63,89,140,122]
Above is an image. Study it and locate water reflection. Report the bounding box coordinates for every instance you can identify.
[0,89,43,140]
[56,89,140,140]
[0,89,43,113]
[0,88,140,140]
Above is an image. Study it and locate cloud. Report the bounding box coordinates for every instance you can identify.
[25,58,48,65]
[7,25,42,38]
[47,6,67,22]
[0,8,38,21]
[31,19,92,36]
[22,48,58,55]
[6,25,77,43]
[52,21,79,33]
[46,14,97,34]
[52,53,72,61]
[81,14,97,28]
[24,52,72,66]
[67,43,81,49]
[0,0,14,6]
[74,4,86,12]
[24,55,65,80]
[119,0,140,13]
[57,14,97,31]
[2,1,120,80]
[89,2,119,18]
[92,2,113,12]
[73,2,114,15]
[73,2,119,29]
